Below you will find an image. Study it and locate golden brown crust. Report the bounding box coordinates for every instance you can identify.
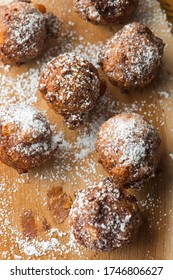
[99,22,165,90]
[39,52,102,129]
[0,105,59,173]
[0,1,61,65]
[96,113,161,189]
[74,0,139,25]
[70,177,142,252]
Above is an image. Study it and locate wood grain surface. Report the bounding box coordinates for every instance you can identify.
[0,0,173,260]
[160,0,173,22]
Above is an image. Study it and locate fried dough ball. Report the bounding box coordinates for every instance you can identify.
[96,113,161,189]
[39,52,103,129]
[99,22,165,91]
[70,177,142,252]
[0,0,61,65]
[74,0,139,25]
[0,105,59,173]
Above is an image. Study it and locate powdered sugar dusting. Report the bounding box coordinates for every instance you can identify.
[0,105,59,161]
[39,52,101,130]
[99,22,164,89]
[70,178,141,251]
[98,114,154,165]
[75,0,138,24]
[0,105,49,137]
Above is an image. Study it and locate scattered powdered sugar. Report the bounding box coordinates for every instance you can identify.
[0,66,39,106]
[169,153,173,160]
[158,91,170,98]
[16,230,81,258]
[74,113,106,160]
[75,133,97,160]
[73,42,103,68]
[0,0,12,4]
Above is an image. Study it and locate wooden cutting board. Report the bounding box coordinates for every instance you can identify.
[0,0,173,260]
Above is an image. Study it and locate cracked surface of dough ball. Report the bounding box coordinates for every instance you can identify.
[70,177,142,252]
[39,52,102,129]
[0,0,61,65]
[74,0,139,25]
[99,22,165,91]
[96,113,161,189]
[0,105,59,173]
